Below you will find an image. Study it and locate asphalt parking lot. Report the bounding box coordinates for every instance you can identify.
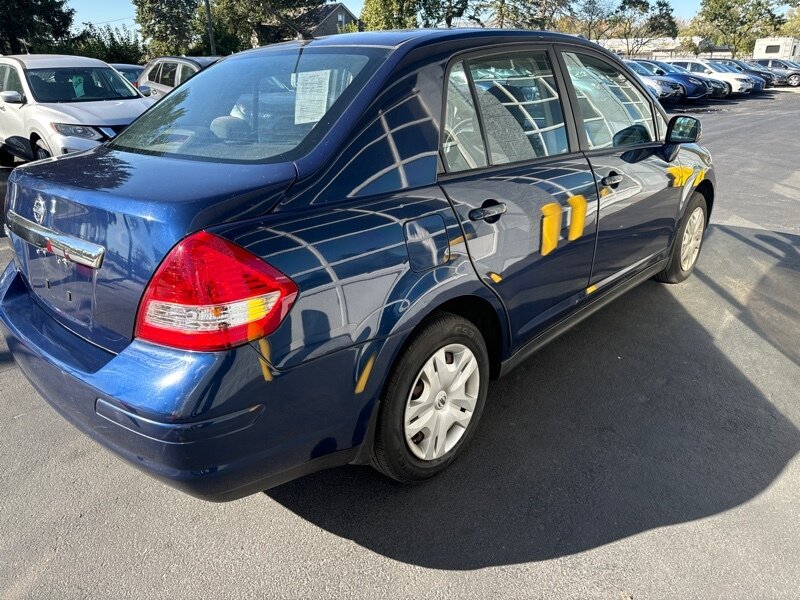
[1,90,799,599]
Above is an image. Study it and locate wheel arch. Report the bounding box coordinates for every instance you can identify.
[695,179,714,220]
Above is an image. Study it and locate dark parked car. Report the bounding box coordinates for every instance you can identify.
[111,63,144,87]
[137,55,219,99]
[0,30,714,501]
[635,60,712,100]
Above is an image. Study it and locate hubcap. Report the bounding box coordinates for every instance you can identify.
[404,343,480,461]
[680,206,705,271]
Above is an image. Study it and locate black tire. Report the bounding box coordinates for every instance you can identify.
[655,192,708,284]
[372,312,490,484]
[33,139,51,161]
[723,83,732,97]
[0,146,14,167]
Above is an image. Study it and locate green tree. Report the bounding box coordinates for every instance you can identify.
[613,0,678,55]
[573,0,619,41]
[74,25,147,64]
[361,0,418,30]
[781,8,800,38]
[419,0,469,27]
[697,0,783,57]
[134,0,199,56]
[0,0,74,54]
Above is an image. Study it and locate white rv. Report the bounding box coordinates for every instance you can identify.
[753,37,800,61]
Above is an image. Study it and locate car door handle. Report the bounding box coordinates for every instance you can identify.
[601,173,624,187]
[469,203,507,222]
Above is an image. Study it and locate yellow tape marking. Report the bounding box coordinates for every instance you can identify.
[489,272,503,283]
[566,195,587,241]
[355,353,376,394]
[540,202,562,256]
[667,165,694,188]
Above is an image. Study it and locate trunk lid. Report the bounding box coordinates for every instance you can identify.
[5,148,296,353]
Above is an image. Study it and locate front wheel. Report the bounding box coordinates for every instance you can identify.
[655,192,708,284]
[372,312,490,484]
[33,139,51,161]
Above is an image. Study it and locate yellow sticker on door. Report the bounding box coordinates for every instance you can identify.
[540,195,588,256]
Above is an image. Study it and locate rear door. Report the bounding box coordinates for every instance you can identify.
[558,48,682,288]
[438,47,599,347]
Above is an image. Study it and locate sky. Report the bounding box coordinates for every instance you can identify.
[68,0,706,30]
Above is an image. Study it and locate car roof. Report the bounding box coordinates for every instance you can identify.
[150,56,219,67]
[2,54,109,68]
[227,29,602,61]
[111,63,143,69]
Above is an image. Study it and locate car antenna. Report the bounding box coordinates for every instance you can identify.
[261,5,314,41]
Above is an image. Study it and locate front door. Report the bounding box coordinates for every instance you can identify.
[439,48,599,348]
[0,65,30,157]
[559,49,683,287]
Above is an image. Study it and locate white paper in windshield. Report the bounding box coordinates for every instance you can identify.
[295,70,331,124]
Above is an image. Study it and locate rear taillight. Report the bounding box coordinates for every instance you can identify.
[135,231,297,351]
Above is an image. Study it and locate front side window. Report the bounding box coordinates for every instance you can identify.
[442,61,487,172]
[25,67,138,102]
[6,68,23,94]
[469,50,568,165]
[110,47,389,163]
[0,66,7,92]
[563,52,654,150]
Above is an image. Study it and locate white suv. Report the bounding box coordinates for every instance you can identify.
[664,59,754,96]
[0,54,154,165]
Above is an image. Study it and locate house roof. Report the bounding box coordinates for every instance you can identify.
[297,3,358,32]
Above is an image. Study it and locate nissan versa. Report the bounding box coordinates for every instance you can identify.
[0,30,714,501]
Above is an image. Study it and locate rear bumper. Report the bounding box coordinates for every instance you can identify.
[0,262,389,501]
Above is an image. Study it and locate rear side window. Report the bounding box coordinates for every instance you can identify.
[563,52,654,150]
[470,51,568,165]
[442,62,487,172]
[158,62,178,87]
[178,64,195,84]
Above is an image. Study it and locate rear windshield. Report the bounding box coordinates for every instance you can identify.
[109,46,390,163]
[26,67,139,102]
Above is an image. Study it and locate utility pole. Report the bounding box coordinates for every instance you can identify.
[204,0,217,55]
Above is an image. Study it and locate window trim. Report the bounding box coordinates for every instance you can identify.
[553,43,667,156]
[438,44,581,178]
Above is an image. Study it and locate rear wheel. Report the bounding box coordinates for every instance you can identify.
[723,83,732,97]
[372,312,489,483]
[655,192,708,284]
[788,74,800,87]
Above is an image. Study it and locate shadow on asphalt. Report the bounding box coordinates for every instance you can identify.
[266,224,800,569]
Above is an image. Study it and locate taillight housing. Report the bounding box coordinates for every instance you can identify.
[135,231,298,352]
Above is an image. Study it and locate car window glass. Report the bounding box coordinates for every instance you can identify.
[6,68,23,94]
[442,61,487,172]
[178,64,195,84]
[110,47,387,163]
[468,50,568,165]
[563,52,654,150]
[159,62,178,87]
[146,63,160,83]
[0,66,7,92]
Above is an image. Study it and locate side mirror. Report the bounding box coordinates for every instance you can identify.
[655,68,666,76]
[0,90,23,104]
[704,69,713,74]
[138,85,152,97]
[666,115,701,144]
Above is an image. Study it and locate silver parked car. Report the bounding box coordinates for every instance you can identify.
[0,54,154,165]
[137,56,219,100]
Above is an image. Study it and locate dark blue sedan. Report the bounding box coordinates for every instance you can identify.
[0,30,715,500]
